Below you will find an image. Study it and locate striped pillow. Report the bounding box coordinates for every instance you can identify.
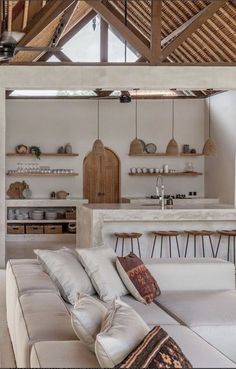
[115,326,192,369]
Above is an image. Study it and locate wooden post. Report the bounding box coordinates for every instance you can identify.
[151,0,162,63]
[100,17,108,62]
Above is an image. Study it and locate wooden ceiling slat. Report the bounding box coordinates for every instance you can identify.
[7,0,13,32]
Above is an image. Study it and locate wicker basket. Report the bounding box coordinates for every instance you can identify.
[129,138,144,155]
[7,224,25,234]
[202,137,217,156]
[166,138,179,155]
[65,210,76,220]
[26,225,44,234]
[44,225,62,234]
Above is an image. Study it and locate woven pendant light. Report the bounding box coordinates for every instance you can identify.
[129,89,144,155]
[166,100,179,155]
[202,97,217,156]
[92,99,105,156]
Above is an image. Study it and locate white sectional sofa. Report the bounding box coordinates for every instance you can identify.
[6,257,236,368]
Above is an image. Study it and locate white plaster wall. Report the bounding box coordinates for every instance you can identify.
[205,91,236,205]
[0,89,5,267]
[6,98,205,198]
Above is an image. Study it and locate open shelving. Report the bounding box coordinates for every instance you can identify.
[7,219,76,224]
[6,172,79,177]
[129,172,202,177]
[129,153,203,157]
[6,153,79,157]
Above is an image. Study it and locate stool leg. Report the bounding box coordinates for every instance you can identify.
[122,238,124,256]
[160,236,163,258]
[137,238,141,258]
[131,238,134,253]
[115,237,119,253]
[151,236,157,258]
[227,236,230,261]
[175,236,181,257]
[215,235,222,258]
[184,234,190,257]
[234,237,236,265]
[169,236,172,258]
[209,236,215,257]
[194,235,197,258]
[201,236,205,258]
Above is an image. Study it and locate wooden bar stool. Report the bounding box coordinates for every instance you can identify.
[184,230,215,258]
[114,232,142,257]
[151,231,181,258]
[215,230,236,264]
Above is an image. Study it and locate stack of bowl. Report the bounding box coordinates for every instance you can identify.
[45,211,57,220]
[32,210,44,221]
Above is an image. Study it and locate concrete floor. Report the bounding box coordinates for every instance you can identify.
[0,270,16,368]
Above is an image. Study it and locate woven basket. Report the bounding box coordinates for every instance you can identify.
[129,138,144,155]
[202,137,217,156]
[166,138,179,155]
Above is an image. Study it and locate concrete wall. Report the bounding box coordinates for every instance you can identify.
[205,91,236,205]
[6,98,205,198]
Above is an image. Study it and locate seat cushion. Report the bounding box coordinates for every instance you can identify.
[121,295,179,327]
[156,291,236,362]
[15,292,77,368]
[161,325,236,368]
[30,341,99,368]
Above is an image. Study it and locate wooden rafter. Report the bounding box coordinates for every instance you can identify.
[84,0,152,61]
[7,0,13,32]
[160,0,227,61]
[100,17,108,62]
[150,0,162,63]
[22,0,29,30]
[53,0,79,45]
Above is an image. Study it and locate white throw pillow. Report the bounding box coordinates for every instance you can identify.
[71,294,108,352]
[95,299,150,368]
[34,248,95,304]
[76,246,128,302]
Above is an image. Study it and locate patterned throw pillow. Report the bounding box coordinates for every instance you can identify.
[116,252,161,304]
[115,326,193,369]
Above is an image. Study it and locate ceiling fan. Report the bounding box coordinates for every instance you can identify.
[0,31,62,61]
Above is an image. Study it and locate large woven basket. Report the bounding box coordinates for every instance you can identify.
[166,138,179,155]
[129,138,144,155]
[202,137,217,156]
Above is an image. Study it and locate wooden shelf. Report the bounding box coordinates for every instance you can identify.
[6,173,79,177]
[6,153,79,157]
[129,172,202,177]
[129,153,203,157]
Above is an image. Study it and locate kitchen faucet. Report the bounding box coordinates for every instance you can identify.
[156,175,165,210]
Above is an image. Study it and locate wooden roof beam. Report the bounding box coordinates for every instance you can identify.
[15,0,76,49]
[150,0,162,63]
[160,0,227,61]
[84,0,152,62]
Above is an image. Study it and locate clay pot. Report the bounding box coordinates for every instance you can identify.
[56,191,69,199]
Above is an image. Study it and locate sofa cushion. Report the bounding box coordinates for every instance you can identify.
[116,253,160,304]
[95,299,150,368]
[116,325,192,368]
[76,246,128,302]
[71,294,107,352]
[121,295,179,327]
[156,290,236,362]
[30,341,99,368]
[15,292,77,368]
[146,258,235,291]
[162,325,236,368]
[35,248,95,304]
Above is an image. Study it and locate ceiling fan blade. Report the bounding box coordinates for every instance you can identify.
[15,46,62,52]
[1,31,25,44]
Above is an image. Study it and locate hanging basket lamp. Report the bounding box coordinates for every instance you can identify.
[202,97,217,156]
[166,100,179,155]
[92,99,105,156]
[129,89,144,155]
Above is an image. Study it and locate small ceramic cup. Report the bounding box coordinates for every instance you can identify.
[130,167,136,174]
[137,168,142,174]
[149,168,155,174]
[142,168,148,174]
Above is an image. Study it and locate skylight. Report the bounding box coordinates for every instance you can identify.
[9,90,97,97]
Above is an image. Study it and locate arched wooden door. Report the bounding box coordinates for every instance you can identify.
[83,147,120,203]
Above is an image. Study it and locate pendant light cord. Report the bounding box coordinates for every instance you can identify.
[124,0,127,63]
[135,89,138,138]
[97,99,100,139]
[208,97,211,138]
[172,99,174,139]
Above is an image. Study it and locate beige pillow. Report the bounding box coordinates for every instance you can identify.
[95,299,150,368]
[71,294,108,352]
[34,248,95,305]
[76,246,128,302]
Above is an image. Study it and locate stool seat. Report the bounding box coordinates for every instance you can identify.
[217,230,236,237]
[114,232,142,239]
[185,230,215,236]
[152,231,181,237]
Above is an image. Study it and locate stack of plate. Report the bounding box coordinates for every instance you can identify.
[45,211,57,220]
[32,210,44,220]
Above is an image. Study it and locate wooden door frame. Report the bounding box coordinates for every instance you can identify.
[83,146,121,203]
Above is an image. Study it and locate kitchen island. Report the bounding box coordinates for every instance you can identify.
[77,203,236,260]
